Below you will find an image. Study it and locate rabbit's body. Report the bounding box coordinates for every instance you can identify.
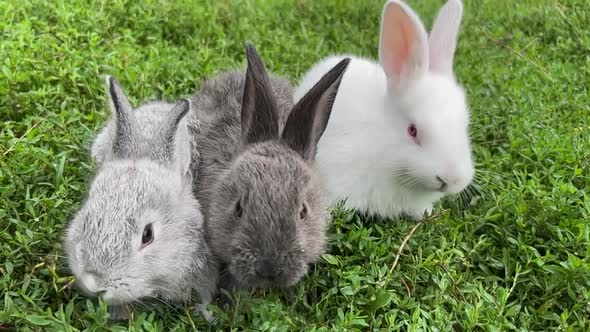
[294,0,474,220]
[188,44,349,290]
[65,78,216,321]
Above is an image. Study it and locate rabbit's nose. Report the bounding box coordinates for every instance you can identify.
[435,176,447,191]
[255,259,279,280]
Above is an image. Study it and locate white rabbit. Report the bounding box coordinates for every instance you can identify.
[294,0,474,219]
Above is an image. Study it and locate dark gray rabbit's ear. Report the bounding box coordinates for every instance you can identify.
[186,111,202,172]
[240,43,280,145]
[106,76,140,159]
[150,98,192,173]
[282,58,350,160]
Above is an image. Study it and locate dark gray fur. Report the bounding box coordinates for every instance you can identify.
[188,43,350,290]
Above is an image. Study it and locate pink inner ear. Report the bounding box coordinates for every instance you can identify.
[379,2,426,85]
[380,3,418,79]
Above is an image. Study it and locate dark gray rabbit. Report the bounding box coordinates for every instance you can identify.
[188,43,350,290]
[64,77,217,320]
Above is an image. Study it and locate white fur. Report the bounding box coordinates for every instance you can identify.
[295,0,474,219]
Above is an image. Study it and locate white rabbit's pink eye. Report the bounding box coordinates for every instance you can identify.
[299,203,308,220]
[407,124,418,139]
[142,224,154,246]
[235,201,243,219]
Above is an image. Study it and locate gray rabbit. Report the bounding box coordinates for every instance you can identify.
[188,43,350,290]
[63,77,217,320]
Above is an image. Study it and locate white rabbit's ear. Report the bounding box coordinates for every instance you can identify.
[379,0,429,92]
[428,0,463,76]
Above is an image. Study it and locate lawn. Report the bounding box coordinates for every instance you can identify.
[1,0,589,330]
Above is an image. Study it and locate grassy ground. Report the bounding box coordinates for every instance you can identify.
[1,0,589,330]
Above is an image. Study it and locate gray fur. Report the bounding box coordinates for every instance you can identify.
[65,76,216,320]
[91,77,191,173]
[188,43,349,290]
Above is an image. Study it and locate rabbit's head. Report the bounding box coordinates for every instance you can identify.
[64,78,205,304]
[208,44,350,289]
[379,0,474,195]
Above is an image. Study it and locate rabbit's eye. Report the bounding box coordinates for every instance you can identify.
[299,203,308,220]
[407,123,418,139]
[234,201,243,219]
[142,224,154,246]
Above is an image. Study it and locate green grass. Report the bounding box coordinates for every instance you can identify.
[1,0,589,330]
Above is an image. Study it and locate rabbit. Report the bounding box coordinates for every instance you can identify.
[293,0,474,220]
[63,77,217,321]
[188,43,350,290]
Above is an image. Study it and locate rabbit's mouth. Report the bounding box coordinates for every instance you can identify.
[100,289,137,305]
[397,174,451,194]
[98,281,153,305]
[229,261,300,289]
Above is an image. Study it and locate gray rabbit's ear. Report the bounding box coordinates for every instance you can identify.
[282,58,350,160]
[150,98,191,173]
[106,76,140,159]
[240,42,279,146]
